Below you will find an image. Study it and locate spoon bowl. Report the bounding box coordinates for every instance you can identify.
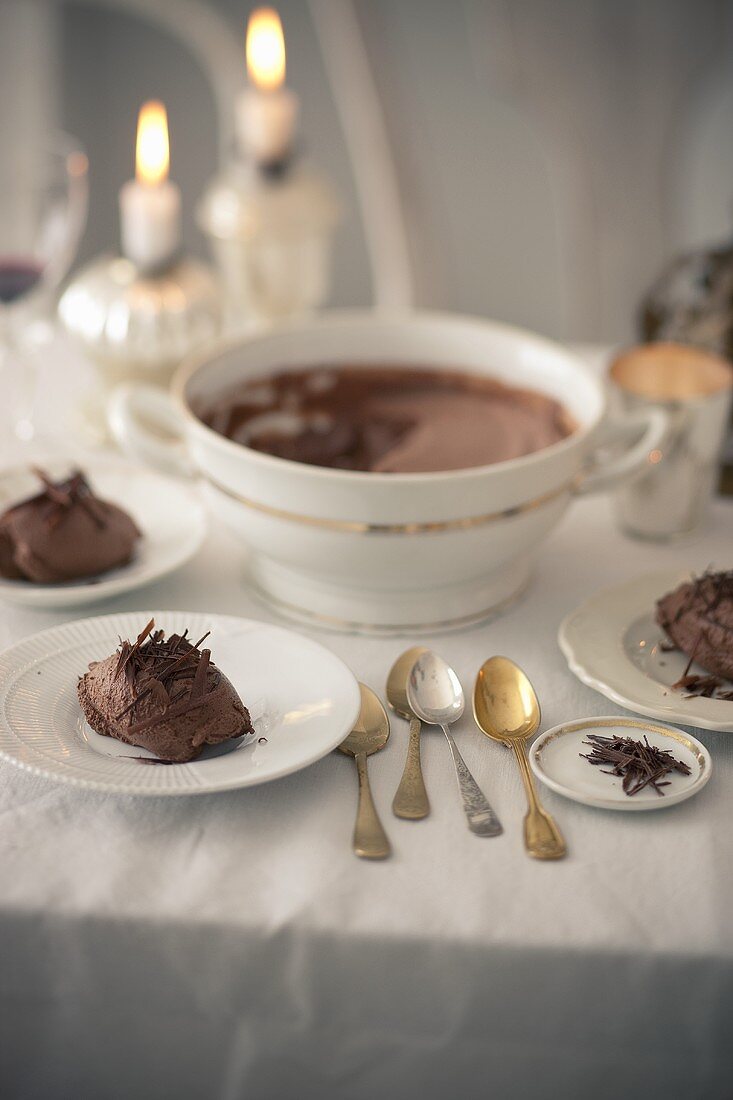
[339,683,391,758]
[407,651,465,727]
[386,645,427,720]
[473,655,541,743]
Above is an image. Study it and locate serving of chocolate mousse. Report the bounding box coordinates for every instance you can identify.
[0,469,140,583]
[78,619,254,763]
[198,365,575,474]
[656,570,733,691]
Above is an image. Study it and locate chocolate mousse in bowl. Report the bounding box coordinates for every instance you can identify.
[199,366,576,474]
[109,312,669,630]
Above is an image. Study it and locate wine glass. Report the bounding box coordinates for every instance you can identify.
[0,132,88,443]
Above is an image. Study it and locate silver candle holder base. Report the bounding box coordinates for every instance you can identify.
[59,253,222,442]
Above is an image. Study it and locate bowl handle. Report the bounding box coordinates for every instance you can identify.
[107,384,194,478]
[573,407,671,496]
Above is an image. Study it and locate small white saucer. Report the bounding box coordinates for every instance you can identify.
[559,569,733,732]
[0,460,207,608]
[529,716,712,811]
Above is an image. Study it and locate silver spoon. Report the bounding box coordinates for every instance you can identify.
[407,651,502,837]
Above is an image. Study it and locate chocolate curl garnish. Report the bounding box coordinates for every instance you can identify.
[674,673,724,698]
[115,618,156,679]
[33,467,108,530]
[33,467,74,505]
[190,649,210,700]
[678,630,704,682]
[147,678,171,710]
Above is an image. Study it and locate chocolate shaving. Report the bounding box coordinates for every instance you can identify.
[672,673,725,698]
[580,733,691,797]
[680,630,703,680]
[115,618,156,679]
[31,467,108,531]
[190,648,211,700]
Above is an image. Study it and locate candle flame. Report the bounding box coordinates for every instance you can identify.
[247,8,286,91]
[136,100,169,186]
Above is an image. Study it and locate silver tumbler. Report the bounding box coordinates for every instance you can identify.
[609,342,733,540]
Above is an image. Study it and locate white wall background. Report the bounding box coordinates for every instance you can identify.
[5,0,733,344]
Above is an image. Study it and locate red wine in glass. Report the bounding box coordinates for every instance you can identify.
[0,258,44,305]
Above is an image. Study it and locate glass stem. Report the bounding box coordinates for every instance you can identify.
[2,319,37,443]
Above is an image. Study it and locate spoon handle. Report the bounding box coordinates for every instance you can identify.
[510,741,566,860]
[441,725,503,836]
[392,716,430,819]
[353,752,391,859]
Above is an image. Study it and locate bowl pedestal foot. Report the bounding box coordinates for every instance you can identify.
[244,552,533,635]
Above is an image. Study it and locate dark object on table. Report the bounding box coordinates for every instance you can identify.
[639,241,733,492]
[656,570,733,684]
[0,468,140,583]
[640,243,733,361]
[580,732,691,797]
[78,619,254,763]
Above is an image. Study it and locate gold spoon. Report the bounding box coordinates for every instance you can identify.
[387,646,430,820]
[473,657,566,860]
[338,683,392,859]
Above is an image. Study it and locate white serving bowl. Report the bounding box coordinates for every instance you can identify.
[109,311,667,631]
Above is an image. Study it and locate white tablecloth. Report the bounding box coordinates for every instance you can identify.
[0,342,732,1099]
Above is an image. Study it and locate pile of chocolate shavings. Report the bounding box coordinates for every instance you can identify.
[580,732,691,797]
[113,618,219,735]
[32,467,107,531]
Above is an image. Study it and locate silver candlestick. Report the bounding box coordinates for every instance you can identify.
[197,157,339,333]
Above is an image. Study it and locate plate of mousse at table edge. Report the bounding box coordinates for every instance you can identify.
[559,568,733,732]
[0,459,207,608]
[0,611,361,795]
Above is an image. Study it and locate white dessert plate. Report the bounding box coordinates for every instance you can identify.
[0,610,361,795]
[529,716,711,811]
[559,569,733,732]
[0,460,207,608]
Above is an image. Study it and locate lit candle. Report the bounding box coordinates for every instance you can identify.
[119,101,181,272]
[236,7,299,168]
